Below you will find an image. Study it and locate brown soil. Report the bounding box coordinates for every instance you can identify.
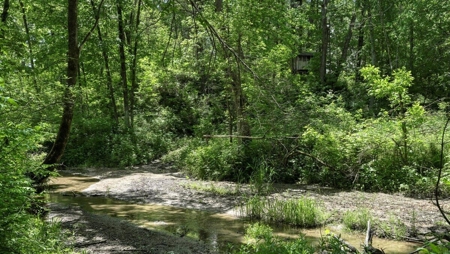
[48,161,450,253]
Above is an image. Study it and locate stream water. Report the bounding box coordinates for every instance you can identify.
[46,175,421,253]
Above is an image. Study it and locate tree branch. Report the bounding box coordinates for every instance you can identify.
[79,0,105,50]
[187,0,258,79]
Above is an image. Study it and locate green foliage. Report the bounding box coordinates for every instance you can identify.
[249,161,276,195]
[236,223,315,254]
[342,208,372,231]
[378,215,408,240]
[0,96,73,253]
[319,232,354,254]
[63,112,175,167]
[361,66,413,108]
[418,241,450,254]
[241,196,325,228]
[180,139,243,180]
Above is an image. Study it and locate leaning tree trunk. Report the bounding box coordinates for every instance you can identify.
[43,0,79,168]
[38,0,103,186]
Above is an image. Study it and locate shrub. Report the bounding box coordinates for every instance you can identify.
[181,139,243,180]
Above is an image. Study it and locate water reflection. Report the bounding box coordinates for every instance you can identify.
[46,193,245,251]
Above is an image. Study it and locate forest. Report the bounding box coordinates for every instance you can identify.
[1,0,450,253]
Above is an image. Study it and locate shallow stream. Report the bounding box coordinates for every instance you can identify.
[46,175,420,253]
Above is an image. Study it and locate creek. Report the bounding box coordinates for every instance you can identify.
[46,174,420,253]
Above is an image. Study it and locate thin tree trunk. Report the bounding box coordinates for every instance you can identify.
[354,1,365,83]
[90,0,119,126]
[319,0,328,85]
[233,33,251,143]
[409,21,414,75]
[129,0,142,128]
[117,0,130,130]
[368,8,376,66]
[335,13,356,81]
[378,0,392,70]
[19,0,38,91]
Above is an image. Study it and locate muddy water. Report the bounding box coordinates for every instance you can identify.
[47,175,420,253]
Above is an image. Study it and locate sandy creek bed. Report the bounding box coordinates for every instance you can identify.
[46,161,450,253]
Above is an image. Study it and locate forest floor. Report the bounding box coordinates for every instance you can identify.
[47,161,450,253]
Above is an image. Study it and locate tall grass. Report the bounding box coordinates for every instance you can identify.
[342,208,372,231]
[241,196,325,228]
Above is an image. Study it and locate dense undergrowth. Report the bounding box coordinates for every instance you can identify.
[0,96,76,253]
[162,110,450,197]
[60,67,450,197]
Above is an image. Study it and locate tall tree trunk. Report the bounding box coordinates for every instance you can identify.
[319,0,328,85]
[378,0,392,70]
[43,0,79,167]
[215,0,222,12]
[39,0,102,184]
[129,0,142,128]
[117,0,131,130]
[409,21,414,75]
[90,0,119,126]
[354,0,366,83]
[1,0,8,23]
[19,0,38,91]
[1,0,9,38]
[335,13,356,81]
[232,34,251,143]
[368,7,377,66]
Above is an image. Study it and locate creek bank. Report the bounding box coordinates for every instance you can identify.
[48,161,450,252]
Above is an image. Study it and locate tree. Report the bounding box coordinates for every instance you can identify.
[33,0,103,185]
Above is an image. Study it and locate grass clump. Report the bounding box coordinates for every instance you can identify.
[377,215,408,240]
[342,208,372,231]
[242,196,325,228]
[235,223,315,254]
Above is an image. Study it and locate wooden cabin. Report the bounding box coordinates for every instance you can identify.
[292,52,313,74]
